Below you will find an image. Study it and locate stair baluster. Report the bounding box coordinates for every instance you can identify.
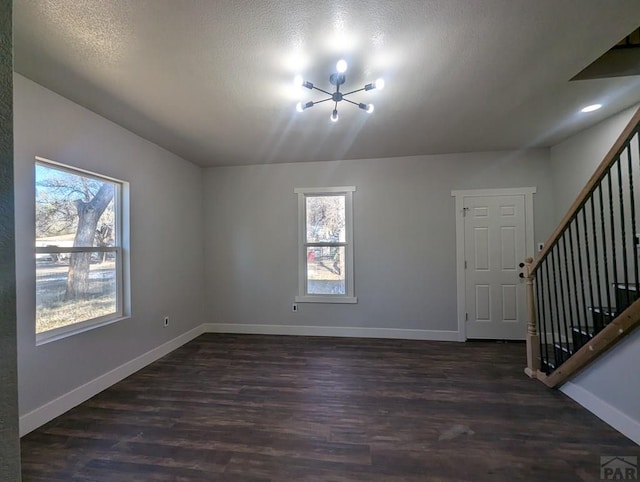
[629,137,640,296]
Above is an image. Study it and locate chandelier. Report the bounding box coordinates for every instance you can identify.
[294,59,385,122]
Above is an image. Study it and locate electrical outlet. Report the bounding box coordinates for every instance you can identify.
[292,304,298,312]
[163,316,169,327]
[537,242,544,252]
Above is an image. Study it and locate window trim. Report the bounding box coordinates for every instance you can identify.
[294,186,357,304]
[35,157,129,345]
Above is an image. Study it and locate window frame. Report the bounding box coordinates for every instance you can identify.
[35,157,128,345]
[294,186,357,304]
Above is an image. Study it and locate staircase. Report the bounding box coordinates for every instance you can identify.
[540,284,639,373]
[523,107,640,388]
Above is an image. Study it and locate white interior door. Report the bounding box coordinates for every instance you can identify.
[464,195,527,339]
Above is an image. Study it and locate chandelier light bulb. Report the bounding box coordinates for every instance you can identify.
[336,59,348,73]
[366,104,375,113]
[330,110,339,122]
[375,78,385,90]
[294,75,304,87]
[296,102,304,113]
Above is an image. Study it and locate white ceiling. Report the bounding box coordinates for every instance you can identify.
[13,0,640,167]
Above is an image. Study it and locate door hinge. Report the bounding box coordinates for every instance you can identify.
[465,312,468,321]
[464,260,467,269]
[462,207,469,217]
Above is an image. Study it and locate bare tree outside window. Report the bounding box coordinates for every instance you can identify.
[35,161,122,337]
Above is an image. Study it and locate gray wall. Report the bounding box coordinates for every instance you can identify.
[550,106,640,436]
[0,0,21,479]
[204,150,555,334]
[567,329,640,429]
[14,74,205,416]
[550,106,637,223]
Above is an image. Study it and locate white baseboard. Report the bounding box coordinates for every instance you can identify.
[203,323,461,341]
[19,324,205,437]
[561,381,640,445]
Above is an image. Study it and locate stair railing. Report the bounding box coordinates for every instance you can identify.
[524,106,640,387]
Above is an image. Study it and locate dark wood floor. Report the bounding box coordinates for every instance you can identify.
[21,334,638,481]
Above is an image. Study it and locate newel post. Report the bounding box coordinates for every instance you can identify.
[522,257,540,378]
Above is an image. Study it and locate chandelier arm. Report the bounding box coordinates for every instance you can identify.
[342,98,360,107]
[341,87,366,97]
[312,97,333,105]
[312,86,334,96]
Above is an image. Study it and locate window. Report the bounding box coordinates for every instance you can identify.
[295,186,356,303]
[35,157,128,343]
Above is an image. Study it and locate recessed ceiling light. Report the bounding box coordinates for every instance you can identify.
[581,104,602,113]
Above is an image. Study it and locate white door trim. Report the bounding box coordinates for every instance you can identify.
[451,187,536,341]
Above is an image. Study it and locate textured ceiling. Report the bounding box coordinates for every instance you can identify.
[13,0,640,167]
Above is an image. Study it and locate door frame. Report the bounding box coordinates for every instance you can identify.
[451,187,536,341]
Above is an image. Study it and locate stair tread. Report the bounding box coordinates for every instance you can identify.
[588,306,617,316]
[539,358,556,372]
[614,283,640,292]
[553,342,574,354]
[572,326,594,334]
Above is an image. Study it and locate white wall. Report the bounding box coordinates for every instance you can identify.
[14,74,205,427]
[203,150,554,337]
[550,105,640,444]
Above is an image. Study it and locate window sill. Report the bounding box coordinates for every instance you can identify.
[36,315,130,346]
[295,296,358,304]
